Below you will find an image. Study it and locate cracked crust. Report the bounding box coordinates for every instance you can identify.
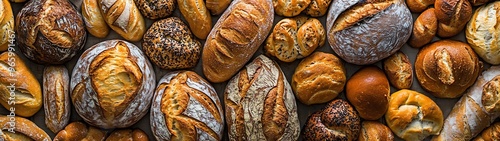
[466,1,500,65]
[54,122,107,140]
[82,0,109,38]
[0,116,50,141]
[0,0,14,52]
[434,0,472,37]
[273,0,311,17]
[383,51,413,89]
[100,0,146,41]
[43,65,70,133]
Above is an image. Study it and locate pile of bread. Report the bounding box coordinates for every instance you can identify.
[0,0,499,140]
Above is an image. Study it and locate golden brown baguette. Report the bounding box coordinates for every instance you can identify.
[178,0,212,39]
[202,0,273,83]
[54,121,107,141]
[0,0,13,52]
[473,122,500,141]
[206,0,232,15]
[43,65,70,133]
[0,116,51,141]
[82,0,109,38]
[99,0,146,41]
[409,8,437,48]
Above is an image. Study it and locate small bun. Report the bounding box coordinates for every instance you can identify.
[358,121,394,141]
[383,51,413,89]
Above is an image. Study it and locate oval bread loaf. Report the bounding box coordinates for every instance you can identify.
[43,65,71,133]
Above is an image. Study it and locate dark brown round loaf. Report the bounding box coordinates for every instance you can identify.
[134,0,176,19]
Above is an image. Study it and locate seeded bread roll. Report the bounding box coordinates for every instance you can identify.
[274,0,311,17]
[358,121,394,141]
[409,8,438,48]
[134,0,176,19]
[434,0,472,37]
[82,0,109,38]
[466,1,500,65]
[0,0,13,52]
[100,0,146,41]
[54,122,107,141]
[71,40,155,129]
[0,116,50,141]
[107,129,148,141]
[43,65,70,133]
[142,17,201,70]
[225,55,300,140]
[303,0,332,17]
[383,51,413,89]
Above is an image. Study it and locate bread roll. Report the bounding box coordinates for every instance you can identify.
[151,71,224,141]
[466,1,500,65]
[406,0,434,12]
[409,8,438,48]
[100,0,146,42]
[202,0,273,83]
[177,0,211,39]
[386,89,444,141]
[383,51,413,89]
[0,116,50,141]
[71,40,155,129]
[0,52,42,117]
[16,0,87,64]
[134,0,176,19]
[107,129,148,141]
[265,16,325,62]
[346,66,390,120]
[274,0,311,17]
[326,0,412,65]
[292,52,346,105]
[431,65,500,141]
[303,99,361,141]
[142,17,201,70]
[54,121,107,141]
[225,55,300,140]
[415,40,481,98]
[82,0,110,38]
[473,122,500,141]
[0,0,13,52]
[358,121,394,141]
[43,65,70,133]
[303,0,332,17]
[206,0,231,15]
[434,0,472,37]
[469,0,490,6]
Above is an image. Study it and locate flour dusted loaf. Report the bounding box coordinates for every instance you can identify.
[466,1,500,65]
[202,0,273,83]
[0,116,50,141]
[43,65,70,133]
[151,71,224,141]
[225,55,300,140]
[71,40,155,129]
[326,0,412,65]
[16,0,86,64]
[0,0,13,52]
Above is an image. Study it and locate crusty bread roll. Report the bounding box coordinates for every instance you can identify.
[202,0,273,83]
[469,0,490,6]
[225,55,300,140]
[415,40,482,98]
[265,16,325,62]
[107,129,149,141]
[135,0,175,19]
[346,66,390,120]
[358,121,394,141]
[0,0,13,52]
[206,0,231,15]
[177,0,211,39]
[54,121,107,141]
[82,0,109,38]
[100,0,146,42]
[71,40,155,129]
[43,65,70,133]
[383,51,413,89]
[303,99,361,141]
[432,66,500,141]
[466,1,500,65]
[142,17,201,70]
[386,89,444,141]
[292,52,346,105]
[409,8,438,48]
[326,0,412,65]
[473,122,500,141]
[303,0,332,17]
[0,116,50,141]
[434,0,472,37]
[151,71,224,141]
[274,0,311,17]
[406,0,434,12]
[16,0,87,64]
[0,52,42,117]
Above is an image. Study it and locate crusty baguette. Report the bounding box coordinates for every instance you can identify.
[0,116,51,141]
[82,0,109,38]
[43,65,71,133]
[177,0,212,39]
[99,0,146,41]
[473,122,500,141]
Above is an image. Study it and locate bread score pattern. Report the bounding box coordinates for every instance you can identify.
[0,116,50,141]
[0,0,14,52]
[224,55,300,140]
[99,0,146,41]
[151,71,224,141]
[70,40,155,129]
[43,65,71,133]
[466,1,500,65]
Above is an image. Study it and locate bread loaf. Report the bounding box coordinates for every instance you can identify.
[0,116,50,141]
[473,122,500,141]
[386,89,444,141]
[134,0,176,19]
[202,0,273,83]
[274,0,311,17]
[415,40,481,98]
[225,55,300,140]
[54,121,107,141]
[16,0,87,64]
[206,0,231,15]
[107,129,148,141]
[265,16,325,62]
[469,0,490,6]
[358,121,394,141]
[292,52,346,105]
[142,17,201,70]
[151,71,224,141]
[383,51,413,89]
[303,0,332,17]
[100,0,146,41]
[177,0,211,39]
[409,8,437,48]
[406,0,434,12]
[326,0,412,65]
[43,65,70,133]
[0,52,42,117]
[466,1,500,65]
[0,0,13,52]
[432,65,500,141]
[434,0,472,37]
[303,99,361,141]
[71,40,155,129]
[82,0,109,38]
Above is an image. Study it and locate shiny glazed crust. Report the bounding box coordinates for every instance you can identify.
[99,0,146,41]
[82,0,110,38]
[383,51,413,89]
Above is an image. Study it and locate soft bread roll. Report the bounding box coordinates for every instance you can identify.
[0,0,13,52]
[409,8,438,48]
[0,116,50,141]
[434,0,472,37]
[106,129,149,141]
[100,0,146,41]
[177,0,211,39]
[202,0,273,83]
[358,121,394,141]
[473,122,500,141]
[466,1,500,65]
[432,66,500,141]
[415,40,481,98]
[82,0,109,38]
[383,51,413,89]
[43,66,70,133]
[54,122,107,140]
[386,89,444,141]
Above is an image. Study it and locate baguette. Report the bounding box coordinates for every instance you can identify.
[99,0,146,41]
[43,65,71,133]
[82,0,109,38]
[473,122,500,141]
[432,66,500,141]
[177,0,211,39]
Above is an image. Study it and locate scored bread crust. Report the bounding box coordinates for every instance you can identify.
[43,65,71,133]
[466,1,500,65]
[0,116,50,141]
[99,0,146,42]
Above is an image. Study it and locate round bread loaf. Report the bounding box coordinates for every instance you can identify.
[292,52,346,105]
[71,40,155,129]
[142,17,201,70]
[466,1,500,65]
[151,71,224,141]
[346,66,390,120]
[326,0,412,65]
[134,0,176,19]
[107,129,149,141]
[0,0,14,52]
[434,0,472,37]
[274,0,311,17]
[386,89,443,141]
[303,99,361,141]
[15,0,86,64]
[358,121,394,141]
[415,40,481,98]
